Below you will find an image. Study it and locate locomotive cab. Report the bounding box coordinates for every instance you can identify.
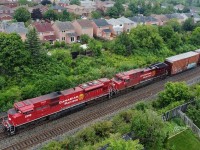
[2,107,20,135]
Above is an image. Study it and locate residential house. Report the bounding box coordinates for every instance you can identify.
[96,0,114,13]
[72,19,93,39]
[33,22,57,44]
[0,22,28,41]
[174,4,185,11]
[0,0,18,8]
[80,0,96,7]
[58,0,70,7]
[52,21,77,43]
[165,13,185,23]
[106,18,123,35]
[128,16,159,25]
[184,13,200,23]
[51,5,66,13]
[0,5,14,21]
[117,16,136,32]
[151,14,169,25]
[92,18,112,40]
[65,4,95,17]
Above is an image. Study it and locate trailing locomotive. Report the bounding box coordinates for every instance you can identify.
[2,50,200,135]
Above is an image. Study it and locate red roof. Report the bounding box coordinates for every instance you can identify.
[43,35,56,41]
[33,22,54,33]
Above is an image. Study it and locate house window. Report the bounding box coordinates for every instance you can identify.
[71,37,75,42]
[62,37,65,41]
[120,24,122,26]
[62,30,65,33]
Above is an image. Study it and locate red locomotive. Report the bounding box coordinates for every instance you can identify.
[2,50,200,135]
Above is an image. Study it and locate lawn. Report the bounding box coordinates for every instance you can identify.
[168,129,200,150]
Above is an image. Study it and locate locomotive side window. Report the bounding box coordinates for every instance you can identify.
[23,110,33,115]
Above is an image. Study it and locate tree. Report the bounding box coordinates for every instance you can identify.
[91,10,102,19]
[156,82,192,108]
[43,9,58,21]
[107,139,143,150]
[14,7,31,22]
[70,0,80,5]
[165,19,181,32]
[182,18,195,31]
[59,10,71,21]
[88,39,102,56]
[128,2,138,15]
[80,34,90,44]
[114,0,125,15]
[131,110,167,149]
[31,8,43,20]
[25,28,42,63]
[18,0,28,5]
[41,0,51,5]
[190,27,200,46]
[0,33,29,75]
[124,9,133,18]
[106,6,119,18]
[129,25,164,52]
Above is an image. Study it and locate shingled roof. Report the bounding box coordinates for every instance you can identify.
[76,20,93,28]
[33,22,54,32]
[54,21,74,31]
[93,19,109,27]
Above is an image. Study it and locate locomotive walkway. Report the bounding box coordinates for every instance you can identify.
[1,67,200,150]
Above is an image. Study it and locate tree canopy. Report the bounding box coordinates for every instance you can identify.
[14,7,31,22]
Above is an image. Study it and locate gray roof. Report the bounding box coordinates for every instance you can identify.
[128,16,157,23]
[165,51,198,63]
[93,19,109,27]
[51,5,66,10]
[0,5,11,11]
[106,18,123,26]
[55,21,74,31]
[3,22,28,34]
[165,13,184,19]
[117,17,135,24]
[184,13,200,18]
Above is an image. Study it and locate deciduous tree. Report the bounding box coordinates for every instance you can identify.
[14,7,31,22]
[31,8,43,20]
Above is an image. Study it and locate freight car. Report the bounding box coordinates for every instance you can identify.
[2,50,200,135]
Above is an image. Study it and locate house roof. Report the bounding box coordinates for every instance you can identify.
[151,14,169,22]
[65,4,84,10]
[76,19,93,28]
[43,35,56,41]
[184,13,200,18]
[129,16,158,23]
[0,5,11,11]
[33,22,54,33]
[93,19,109,27]
[55,21,74,31]
[106,18,122,26]
[165,13,184,20]
[51,5,66,10]
[117,17,135,24]
[4,22,28,34]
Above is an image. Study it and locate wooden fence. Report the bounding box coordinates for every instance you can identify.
[162,101,200,138]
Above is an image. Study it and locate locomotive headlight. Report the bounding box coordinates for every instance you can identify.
[8,118,11,121]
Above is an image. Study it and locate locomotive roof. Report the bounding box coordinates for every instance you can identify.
[116,69,143,78]
[165,51,198,63]
[195,49,200,53]
[79,79,105,91]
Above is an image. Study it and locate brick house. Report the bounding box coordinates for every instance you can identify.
[33,22,57,44]
[0,5,13,21]
[92,19,112,40]
[106,18,124,36]
[0,22,28,41]
[0,0,18,8]
[52,21,77,44]
[72,19,93,39]
[151,14,169,26]
[117,17,136,32]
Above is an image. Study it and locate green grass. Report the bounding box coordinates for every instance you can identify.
[168,129,200,150]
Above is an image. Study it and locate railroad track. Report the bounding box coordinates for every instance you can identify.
[2,67,200,150]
